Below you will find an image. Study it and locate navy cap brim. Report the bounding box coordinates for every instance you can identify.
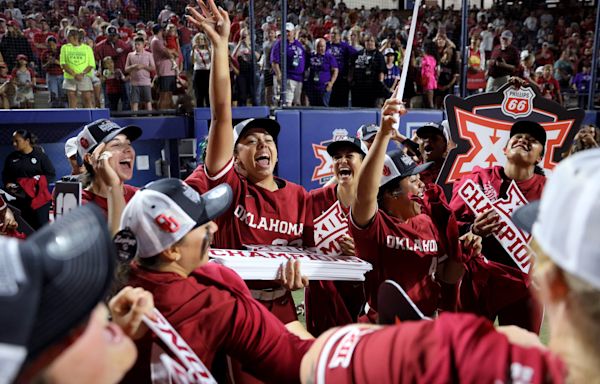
[511,200,540,233]
[201,184,233,224]
[326,139,366,157]
[411,161,433,176]
[416,124,444,139]
[103,125,142,145]
[235,118,280,144]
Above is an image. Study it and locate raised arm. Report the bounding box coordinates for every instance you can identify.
[352,98,406,227]
[187,0,233,175]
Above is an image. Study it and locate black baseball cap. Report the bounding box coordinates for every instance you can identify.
[116,179,233,259]
[152,24,163,35]
[416,122,446,141]
[356,123,379,142]
[233,118,280,147]
[0,205,115,381]
[327,136,368,157]
[76,118,142,158]
[380,149,432,188]
[510,120,546,148]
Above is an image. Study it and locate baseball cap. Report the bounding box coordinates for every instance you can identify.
[416,122,447,141]
[64,137,78,158]
[383,48,395,56]
[115,179,233,259]
[16,54,27,61]
[326,136,368,158]
[0,204,115,381]
[266,16,274,23]
[76,119,142,158]
[286,22,295,32]
[535,66,544,74]
[152,24,163,35]
[233,118,280,147]
[510,120,546,148]
[501,30,513,39]
[46,35,57,44]
[106,25,118,35]
[380,149,432,188]
[356,123,380,142]
[520,50,530,61]
[7,20,19,28]
[512,149,600,289]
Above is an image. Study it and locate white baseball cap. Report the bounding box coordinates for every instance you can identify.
[232,118,280,148]
[115,179,233,260]
[64,136,78,158]
[285,22,295,32]
[513,148,600,289]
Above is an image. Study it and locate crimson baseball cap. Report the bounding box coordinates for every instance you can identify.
[510,120,546,148]
[380,150,432,188]
[115,179,233,260]
[233,118,280,147]
[76,119,142,158]
[512,149,600,289]
[0,205,115,382]
[326,136,367,157]
[356,123,379,142]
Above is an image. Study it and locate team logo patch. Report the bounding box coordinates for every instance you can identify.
[439,82,583,197]
[155,214,180,233]
[312,129,349,184]
[382,165,391,176]
[80,137,90,150]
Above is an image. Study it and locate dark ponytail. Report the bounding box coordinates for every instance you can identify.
[13,129,39,147]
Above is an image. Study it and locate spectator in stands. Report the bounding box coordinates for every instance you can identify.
[466,35,486,94]
[571,63,591,108]
[553,50,573,90]
[5,0,24,28]
[382,48,399,98]
[125,36,155,112]
[100,56,124,111]
[434,32,459,108]
[420,41,438,109]
[0,62,16,109]
[11,54,35,109]
[151,24,176,110]
[95,25,132,110]
[192,32,211,108]
[537,64,562,105]
[304,37,338,107]
[568,124,599,155]
[0,20,34,71]
[164,23,182,75]
[60,27,95,108]
[327,26,356,107]
[486,30,519,92]
[260,28,276,107]
[350,32,385,108]
[2,129,55,229]
[41,36,64,108]
[348,28,363,52]
[271,22,306,106]
[232,28,254,106]
[535,41,555,66]
[516,51,536,84]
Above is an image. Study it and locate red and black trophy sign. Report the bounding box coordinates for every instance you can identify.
[439,81,583,194]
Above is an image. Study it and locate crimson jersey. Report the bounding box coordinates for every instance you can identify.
[124,262,313,383]
[186,158,314,249]
[350,210,446,319]
[314,313,566,384]
[306,184,365,336]
[449,166,546,327]
[81,184,138,216]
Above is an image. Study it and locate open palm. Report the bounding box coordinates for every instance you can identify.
[187,0,230,47]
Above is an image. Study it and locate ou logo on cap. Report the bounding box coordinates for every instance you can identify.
[382,165,391,177]
[155,214,180,233]
[80,137,90,149]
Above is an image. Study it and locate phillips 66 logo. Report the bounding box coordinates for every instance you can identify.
[501,87,534,119]
[312,128,349,184]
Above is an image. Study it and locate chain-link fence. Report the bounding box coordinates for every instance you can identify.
[0,0,598,110]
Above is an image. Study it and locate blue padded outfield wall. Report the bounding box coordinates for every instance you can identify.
[0,108,597,191]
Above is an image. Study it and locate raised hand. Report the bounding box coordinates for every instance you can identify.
[91,142,120,188]
[108,286,156,340]
[186,0,230,48]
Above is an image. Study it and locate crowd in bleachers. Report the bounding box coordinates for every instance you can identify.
[0,0,596,110]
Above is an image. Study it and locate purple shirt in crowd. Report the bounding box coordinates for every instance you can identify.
[326,41,356,77]
[270,38,306,82]
[305,51,338,92]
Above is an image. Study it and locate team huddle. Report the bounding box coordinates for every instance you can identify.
[2,1,600,383]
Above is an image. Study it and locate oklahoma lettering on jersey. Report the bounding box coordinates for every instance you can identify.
[185,159,314,250]
[350,210,444,317]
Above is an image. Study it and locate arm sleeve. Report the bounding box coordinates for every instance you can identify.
[270,40,280,64]
[349,210,383,263]
[39,151,56,183]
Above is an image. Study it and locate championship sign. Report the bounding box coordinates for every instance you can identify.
[440,82,583,195]
[312,129,349,184]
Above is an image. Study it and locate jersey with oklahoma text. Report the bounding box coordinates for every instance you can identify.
[314,313,566,384]
[350,210,446,318]
[186,158,314,249]
[306,184,365,336]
